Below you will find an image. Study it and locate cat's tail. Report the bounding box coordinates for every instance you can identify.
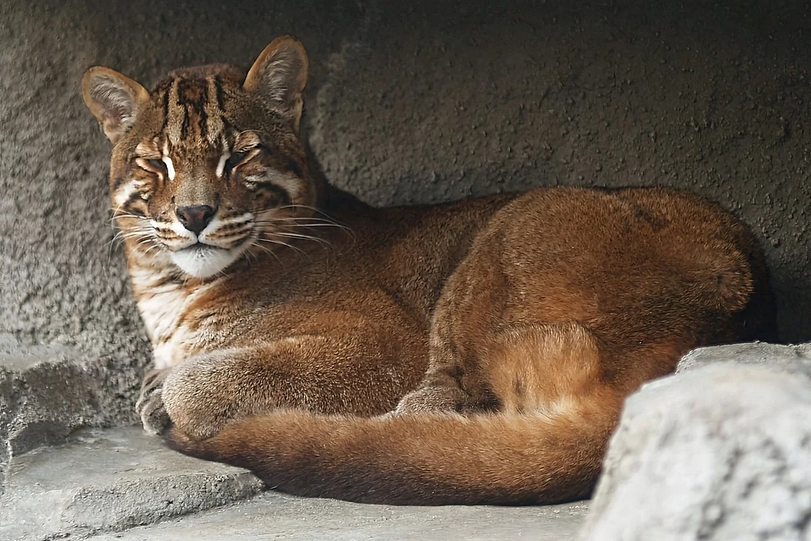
[165,390,621,505]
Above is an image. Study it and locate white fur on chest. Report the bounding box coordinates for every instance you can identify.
[130,267,197,369]
[137,287,187,342]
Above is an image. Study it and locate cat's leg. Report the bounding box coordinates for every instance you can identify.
[397,318,619,419]
[136,368,172,435]
[396,240,507,415]
[396,225,616,418]
[147,329,426,440]
[399,314,621,427]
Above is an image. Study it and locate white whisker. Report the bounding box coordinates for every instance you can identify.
[255,238,310,260]
[251,242,286,268]
[273,231,334,251]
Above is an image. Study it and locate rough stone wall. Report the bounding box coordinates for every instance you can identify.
[1,0,809,358]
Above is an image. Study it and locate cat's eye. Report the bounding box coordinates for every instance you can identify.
[224,147,262,174]
[226,151,248,169]
[135,157,167,175]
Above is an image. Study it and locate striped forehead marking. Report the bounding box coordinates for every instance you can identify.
[204,77,226,145]
[166,78,183,147]
[161,76,228,149]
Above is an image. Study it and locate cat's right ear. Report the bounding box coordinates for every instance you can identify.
[82,67,150,144]
[243,36,309,134]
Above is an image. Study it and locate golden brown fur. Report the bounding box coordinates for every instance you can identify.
[82,36,776,505]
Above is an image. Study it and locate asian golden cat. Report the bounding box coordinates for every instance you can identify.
[81,36,775,505]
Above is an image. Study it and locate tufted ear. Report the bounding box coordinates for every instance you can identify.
[82,66,150,144]
[243,36,309,134]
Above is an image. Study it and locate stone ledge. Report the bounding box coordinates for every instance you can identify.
[87,491,589,541]
[0,426,263,541]
[4,340,807,540]
[678,341,811,378]
[0,333,146,491]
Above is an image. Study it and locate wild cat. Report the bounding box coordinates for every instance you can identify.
[82,36,775,504]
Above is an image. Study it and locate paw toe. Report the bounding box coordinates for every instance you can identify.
[138,392,171,435]
[136,368,172,435]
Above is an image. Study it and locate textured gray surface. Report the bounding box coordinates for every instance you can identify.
[1,0,810,485]
[678,341,811,378]
[0,422,587,541]
[0,426,263,540]
[0,333,142,493]
[88,492,589,541]
[582,363,811,541]
[0,342,135,457]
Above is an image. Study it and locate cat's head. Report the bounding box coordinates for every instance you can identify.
[82,36,326,278]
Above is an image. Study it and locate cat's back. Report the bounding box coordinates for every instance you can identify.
[465,185,775,345]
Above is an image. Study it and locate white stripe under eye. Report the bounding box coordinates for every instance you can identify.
[216,152,231,178]
[162,156,176,180]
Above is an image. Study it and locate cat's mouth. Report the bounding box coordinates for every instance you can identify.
[169,242,243,278]
[184,242,222,252]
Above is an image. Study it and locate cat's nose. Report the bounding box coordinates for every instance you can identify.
[176,205,216,235]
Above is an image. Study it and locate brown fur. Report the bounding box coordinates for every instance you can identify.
[82,36,776,506]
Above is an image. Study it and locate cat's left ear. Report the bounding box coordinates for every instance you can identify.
[243,36,308,134]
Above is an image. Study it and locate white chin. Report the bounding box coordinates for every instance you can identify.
[169,245,241,278]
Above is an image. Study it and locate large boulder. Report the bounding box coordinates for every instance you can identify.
[581,359,811,541]
[677,342,811,378]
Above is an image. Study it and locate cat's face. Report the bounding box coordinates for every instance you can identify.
[83,37,323,278]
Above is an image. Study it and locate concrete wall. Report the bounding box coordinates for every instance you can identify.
[1,0,808,379]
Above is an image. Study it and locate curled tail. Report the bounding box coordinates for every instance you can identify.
[166,395,620,505]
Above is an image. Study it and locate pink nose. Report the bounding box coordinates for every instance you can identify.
[176,205,215,235]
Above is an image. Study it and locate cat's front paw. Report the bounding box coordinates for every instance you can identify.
[136,368,172,435]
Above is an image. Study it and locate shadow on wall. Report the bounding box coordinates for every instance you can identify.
[1,0,809,346]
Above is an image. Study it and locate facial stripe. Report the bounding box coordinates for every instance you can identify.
[110,173,130,194]
[166,78,183,146]
[197,80,209,140]
[245,169,301,203]
[246,181,291,207]
[198,214,254,249]
[160,88,170,131]
[131,178,152,200]
[122,191,144,210]
[214,75,225,110]
[162,156,176,180]
[225,212,254,225]
[159,75,229,149]
[114,180,139,207]
[215,152,230,178]
[205,76,225,145]
[180,106,190,139]
[268,170,303,201]
[176,79,194,141]
[112,180,149,220]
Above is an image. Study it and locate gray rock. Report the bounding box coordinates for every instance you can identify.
[0,333,146,492]
[0,426,263,541]
[87,491,589,541]
[581,363,811,541]
[678,341,811,380]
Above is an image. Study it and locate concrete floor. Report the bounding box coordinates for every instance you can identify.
[0,426,589,540]
[89,492,589,540]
